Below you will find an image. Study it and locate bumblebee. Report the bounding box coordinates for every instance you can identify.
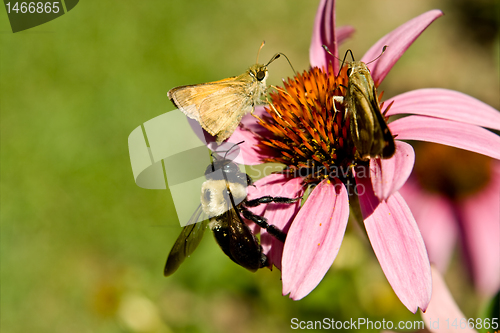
[164,156,299,276]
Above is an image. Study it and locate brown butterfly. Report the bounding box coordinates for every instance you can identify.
[330,47,395,160]
[168,44,280,144]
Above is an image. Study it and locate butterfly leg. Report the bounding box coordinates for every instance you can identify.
[333,96,347,117]
[333,96,344,109]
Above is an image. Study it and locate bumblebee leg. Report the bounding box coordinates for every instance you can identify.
[259,251,269,269]
[245,196,299,207]
[239,206,286,242]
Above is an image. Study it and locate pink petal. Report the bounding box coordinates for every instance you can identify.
[390,115,500,160]
[422,267,477,333]
[385,89,500,131]
[336,26,356,45]
[357,176,432,313]
[226,127,279,165]
[259,177,304,270]
[282,178,349,300]
[399,180,458,272]
[457,161,500,296]
[310,0,336,70]
[361,10,443,85]
[238,106,271,135]
[310,0,356,73]
[370,141,415,200]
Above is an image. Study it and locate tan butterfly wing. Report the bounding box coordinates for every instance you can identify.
[168,77,236,121]
[168,77,254,142]
[197,86,254,140]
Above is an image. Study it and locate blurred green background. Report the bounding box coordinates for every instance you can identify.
[1,1,498,332]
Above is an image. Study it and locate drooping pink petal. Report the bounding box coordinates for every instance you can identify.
[389,115,500,160]
[310,0,354,72]
[259,177,304,270]
[385,89,500,131]
[422,267,477,333]
[457,161,500,296]
[362,10,443,85]
[370,141,415,200]
[356,176,432,313]
[282,178,349,300]
[399,180,458,272]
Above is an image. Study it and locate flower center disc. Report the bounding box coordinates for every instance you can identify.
[256,64,356,183]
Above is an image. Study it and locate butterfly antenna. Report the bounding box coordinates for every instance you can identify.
[256,41,266,63]
[365,45,388,65]
[266,52,296,76]
[323,45,354,77]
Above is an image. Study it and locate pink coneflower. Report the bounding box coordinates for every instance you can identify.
[385,266,481,333]
[400,143,500,298]
[421,266,479,333]
[219,0,500,313]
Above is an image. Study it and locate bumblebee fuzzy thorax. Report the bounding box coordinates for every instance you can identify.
[200,180,247,217]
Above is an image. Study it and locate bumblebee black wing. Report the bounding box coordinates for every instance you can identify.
[164,205,208,276]
[211,208,266,272]
[229,208,267,271]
